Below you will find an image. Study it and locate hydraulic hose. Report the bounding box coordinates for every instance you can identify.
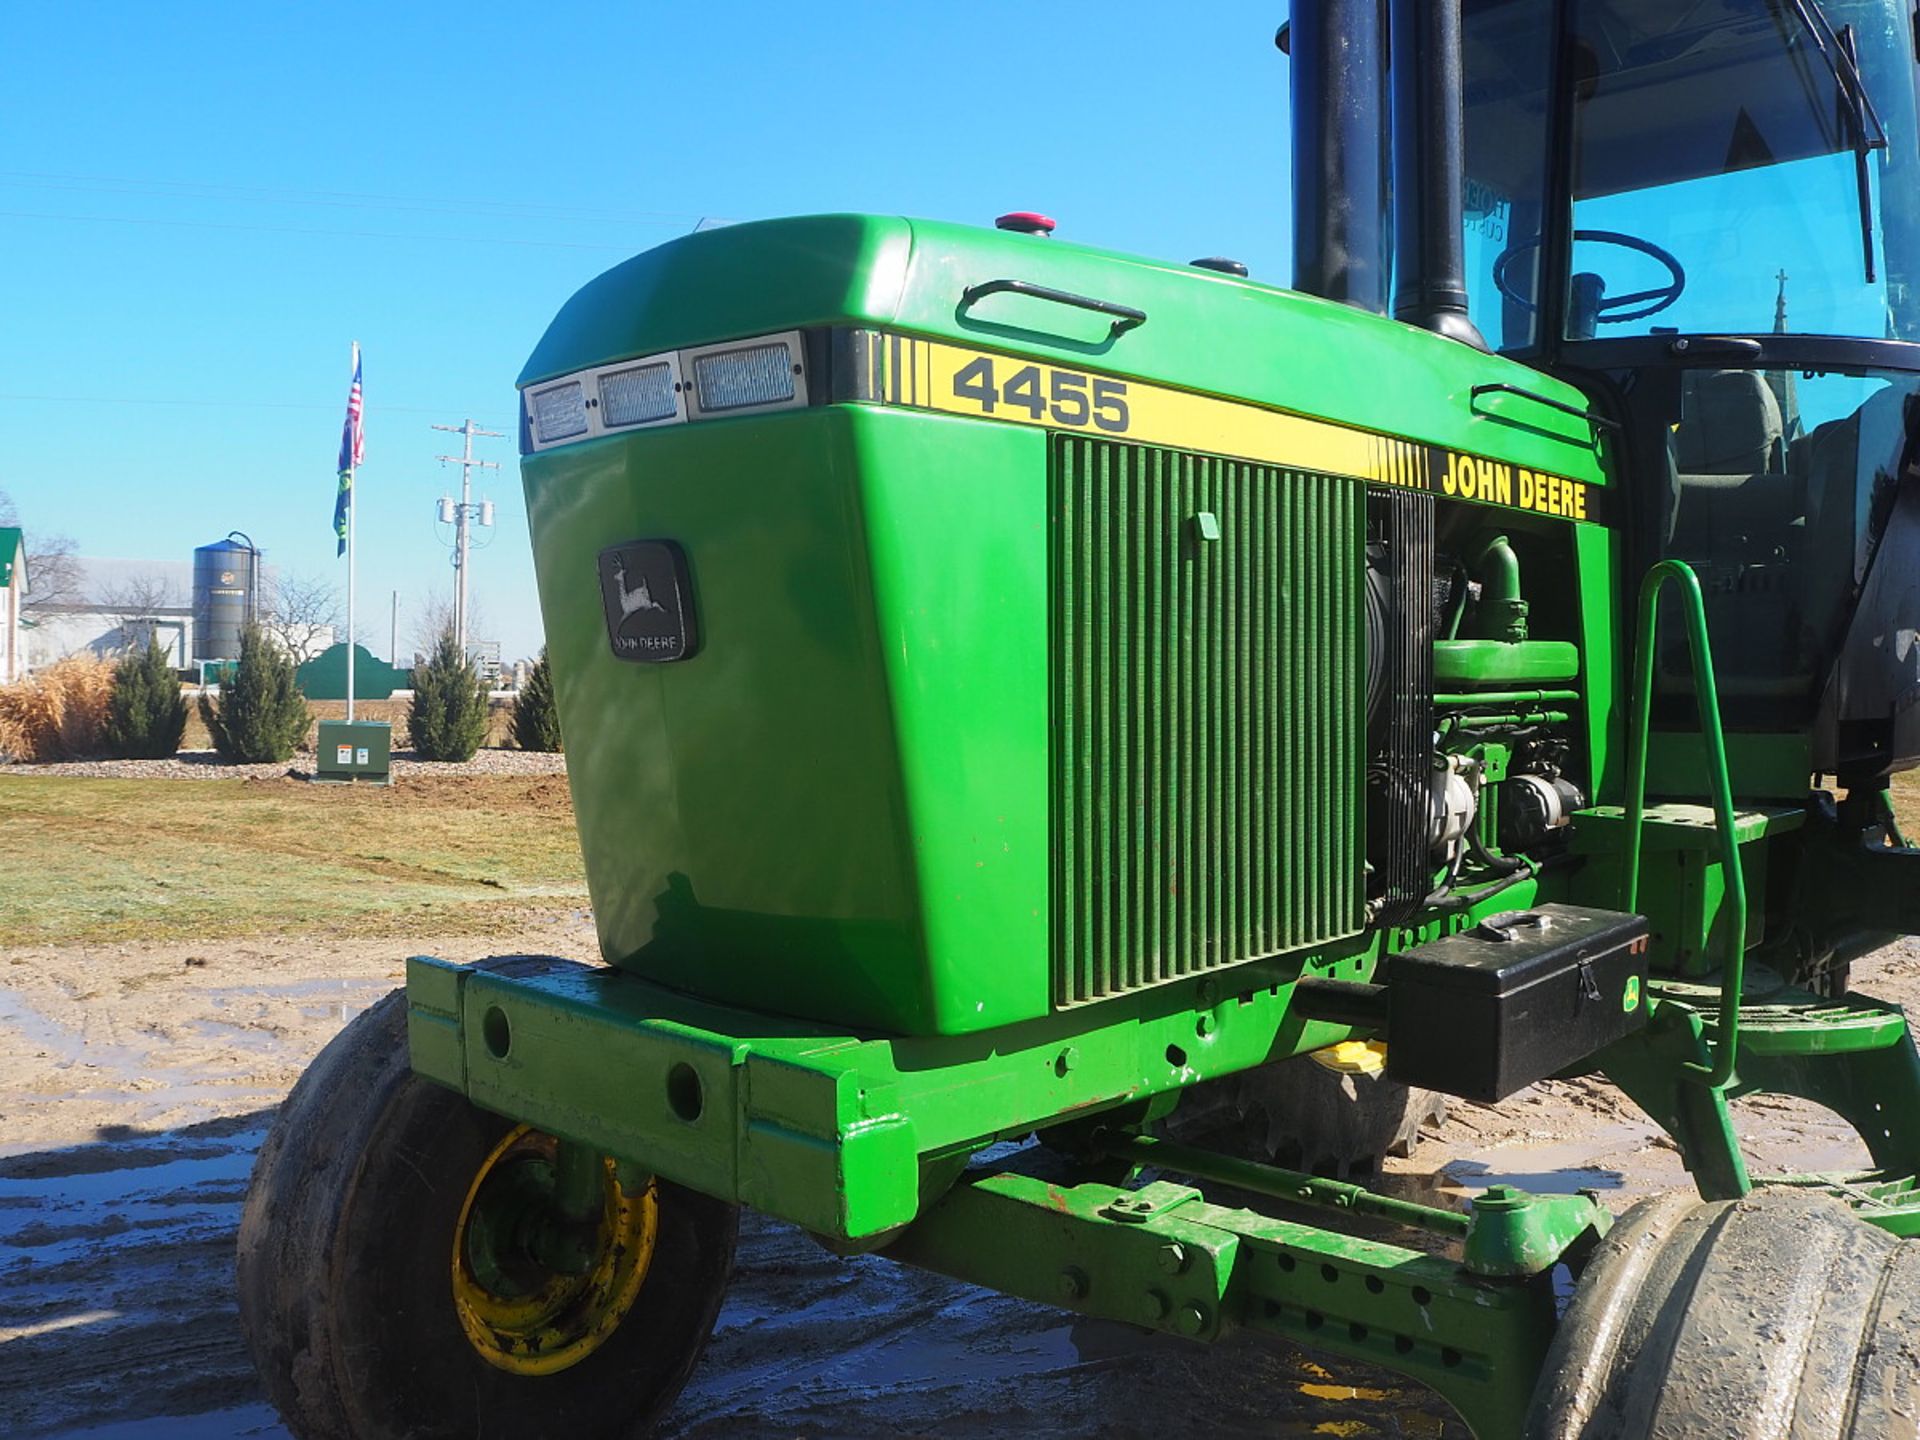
[1431,861,1536,913]
[1422,843,1469,908]
[1468,821,1528,877]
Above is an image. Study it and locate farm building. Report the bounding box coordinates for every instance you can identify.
[24,556,196,671]
[0,528,25,684]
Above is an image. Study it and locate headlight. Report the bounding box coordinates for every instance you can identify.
[598,361,678,428]
[522,331,807,452]
[688,340,799,414]
[528,381,589,445]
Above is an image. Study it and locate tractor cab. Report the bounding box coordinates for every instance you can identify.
[1463,0,1920,781]
[1294,0,1920,786]
[1459,0,1912,783]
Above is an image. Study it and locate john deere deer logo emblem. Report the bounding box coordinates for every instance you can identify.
[598,540,698,664]
[610,555,666,620]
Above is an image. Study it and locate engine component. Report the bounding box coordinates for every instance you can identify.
[1433,637,1581,685]
[1363,540,1391,729]
[1500,772,1585,850]
[1429,754,1480,859]
[1465,533,1530,642]
[1366,491,1437,925]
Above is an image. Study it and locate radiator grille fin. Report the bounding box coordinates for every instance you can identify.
[1053,436,1366,1007]
[1368,488,1437,927]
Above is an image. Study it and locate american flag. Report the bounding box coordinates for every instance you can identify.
[333,342,362,557]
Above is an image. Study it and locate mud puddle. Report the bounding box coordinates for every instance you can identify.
[3,1124,1465,1439]
[34,1409,284,1439]
[0,1116,271,1436]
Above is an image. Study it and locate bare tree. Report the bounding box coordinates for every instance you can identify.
[0,487,83,611]
[21,535,80,611]
[100,572,184,652]
[408,591,455,661]
[260,571,344,665]
[408,588,489,663]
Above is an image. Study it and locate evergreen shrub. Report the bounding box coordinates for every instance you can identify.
[509,648,562,753]
[409,629,489,762]
[199,625,310,764]
[105,638,189,758]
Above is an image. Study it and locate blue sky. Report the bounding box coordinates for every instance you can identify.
[1,2,1293,661]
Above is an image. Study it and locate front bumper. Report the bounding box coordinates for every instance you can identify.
[405,953,1365,1241]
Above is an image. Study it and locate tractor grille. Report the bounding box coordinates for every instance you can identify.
[1052,436,1366,1007]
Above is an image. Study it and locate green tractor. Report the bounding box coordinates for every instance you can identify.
[237,0,1920,1434]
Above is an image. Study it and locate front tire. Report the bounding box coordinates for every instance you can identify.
[236,986,737,1439]
[1527,1186,1920,1438]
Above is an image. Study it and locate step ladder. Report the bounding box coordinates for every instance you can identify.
[1642,978,1920,1234]
[1599,562,1920,1232]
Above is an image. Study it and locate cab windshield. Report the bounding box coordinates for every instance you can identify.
[1656,363,1920,723]
[1464,0,1920,349]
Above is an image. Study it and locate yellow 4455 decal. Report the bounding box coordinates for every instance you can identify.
[950,354,1132,432]
[866,332,1606,525]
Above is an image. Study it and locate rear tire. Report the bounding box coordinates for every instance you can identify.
[236,984,737,1439]
[1167,1047,1446,1178]
[1526,1185,1920,1438]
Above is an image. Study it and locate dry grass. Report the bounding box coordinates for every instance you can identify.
[179,696,518,752]
[0,657,116,762]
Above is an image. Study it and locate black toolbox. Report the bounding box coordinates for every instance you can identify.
[1384,903,1651,1103]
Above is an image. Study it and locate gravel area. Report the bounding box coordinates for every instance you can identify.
[0,749,568,781]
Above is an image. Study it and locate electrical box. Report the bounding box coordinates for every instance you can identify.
[315,719,392,785]
[1386,904,1650,1102]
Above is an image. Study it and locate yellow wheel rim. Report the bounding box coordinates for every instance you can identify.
[450,1125,658,1376]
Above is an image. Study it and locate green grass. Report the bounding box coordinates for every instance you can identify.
[0,772,588,944]
[9,768,1912,949]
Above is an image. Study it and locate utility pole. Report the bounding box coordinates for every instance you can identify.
[432,419,502,655]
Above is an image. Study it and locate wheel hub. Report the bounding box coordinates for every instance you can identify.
[450,1125,658,1376]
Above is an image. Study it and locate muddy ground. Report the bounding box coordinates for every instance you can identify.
[2,922,1910,1439]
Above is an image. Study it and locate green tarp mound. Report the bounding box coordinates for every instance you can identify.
[295,643,410,701]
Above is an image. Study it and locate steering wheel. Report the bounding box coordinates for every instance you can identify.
[1492,229,1687,324]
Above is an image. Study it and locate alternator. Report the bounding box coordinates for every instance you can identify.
[1429,754,1479,859]
[1500,773,1585,850]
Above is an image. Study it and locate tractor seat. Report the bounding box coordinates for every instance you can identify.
[1671,370,1797,555]
[1676,369,1785,475]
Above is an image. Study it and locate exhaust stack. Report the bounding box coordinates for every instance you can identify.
[1389,0,1487,348]
[1287,0,1390,313]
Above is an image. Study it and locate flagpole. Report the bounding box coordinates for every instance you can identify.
[347,468,357,723]
[346,341,358,725]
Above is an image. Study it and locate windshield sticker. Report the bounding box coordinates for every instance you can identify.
[1464,178,1510,243]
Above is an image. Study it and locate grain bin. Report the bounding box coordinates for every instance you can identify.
[192,535,258,663]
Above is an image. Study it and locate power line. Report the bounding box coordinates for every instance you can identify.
[0,168,726,228]
[433,420,505,655]
[0,391,507,422]
[0,207,646,250]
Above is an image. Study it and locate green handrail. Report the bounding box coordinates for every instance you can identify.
[1622,560,1747,1087]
